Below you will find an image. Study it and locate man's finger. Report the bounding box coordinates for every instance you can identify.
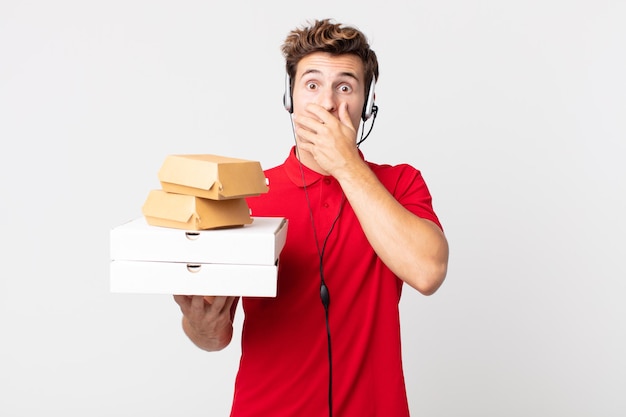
[337,102,354,129]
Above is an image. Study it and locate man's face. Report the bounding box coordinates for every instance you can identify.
[292,52,366,131]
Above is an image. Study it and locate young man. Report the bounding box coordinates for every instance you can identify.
[174,19,449,417]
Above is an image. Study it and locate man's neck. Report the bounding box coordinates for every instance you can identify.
[295,147,330,176]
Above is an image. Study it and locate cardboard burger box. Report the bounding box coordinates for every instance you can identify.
[110,217,288,297]
[158,154,269,200]
[141,154,270,230]
[142,189,253,231]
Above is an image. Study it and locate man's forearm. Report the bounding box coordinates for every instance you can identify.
[337,161,449,294]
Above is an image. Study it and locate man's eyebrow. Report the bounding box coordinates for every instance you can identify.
[300,69,322,78]
[299,69,360,81]
[338,71,359,81]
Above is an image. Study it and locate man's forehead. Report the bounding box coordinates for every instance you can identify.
[296,52,365,80]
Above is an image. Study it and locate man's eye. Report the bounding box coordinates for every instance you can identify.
[339,85,352,93]
[307,83,317,90]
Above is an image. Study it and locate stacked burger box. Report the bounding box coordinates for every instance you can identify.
[109,154,288,297]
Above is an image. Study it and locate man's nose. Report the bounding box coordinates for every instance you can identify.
[317,88,337,113]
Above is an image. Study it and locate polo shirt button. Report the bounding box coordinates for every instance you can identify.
[323,178,331,185]
[323,202,329,208]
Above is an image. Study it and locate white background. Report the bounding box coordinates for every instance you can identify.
[1,1,624,416]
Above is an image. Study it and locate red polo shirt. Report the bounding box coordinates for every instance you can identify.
[233,147,442,417]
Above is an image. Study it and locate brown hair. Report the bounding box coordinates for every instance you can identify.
[281,19,379,93]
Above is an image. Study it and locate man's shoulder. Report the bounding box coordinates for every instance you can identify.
[366,159,422,177]
[263,162,291,184]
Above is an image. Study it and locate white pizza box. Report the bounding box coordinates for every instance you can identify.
[110,260,277,297]
[110,217,288,265]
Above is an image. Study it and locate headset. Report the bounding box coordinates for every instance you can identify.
[285,70,377,417]
[283,74,377,121]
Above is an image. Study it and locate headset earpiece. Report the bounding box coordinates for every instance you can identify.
[283,74,293,113]
[362,77,376,121]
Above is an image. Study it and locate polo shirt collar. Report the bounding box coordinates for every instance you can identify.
[283,146,365,188]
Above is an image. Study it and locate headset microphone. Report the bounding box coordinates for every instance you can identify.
[320,281,330,309]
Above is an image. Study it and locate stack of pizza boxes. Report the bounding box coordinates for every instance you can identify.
[109,154,288,297]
